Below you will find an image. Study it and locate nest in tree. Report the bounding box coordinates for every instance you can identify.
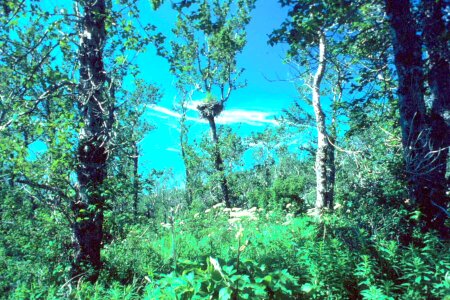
[197,101,224,119]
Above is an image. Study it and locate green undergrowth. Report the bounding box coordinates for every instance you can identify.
[3,205,450,299]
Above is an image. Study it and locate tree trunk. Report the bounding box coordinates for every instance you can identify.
[421,0,449,237]
[72,0,108,282]
[326,72,342,211]
[207,116,231,207]
[385,0,448,238]
[183,154,193,207]
[132,142,139,220]
[326,118,336,210]
[312,32,329,212]
[181,153,193,207]
[180,106,193,207]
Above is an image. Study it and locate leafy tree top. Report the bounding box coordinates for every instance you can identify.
[269,0,363,57]
[164,0,256,104]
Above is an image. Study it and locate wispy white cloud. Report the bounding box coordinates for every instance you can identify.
[166,147,181,153]
[150,105,181,118]
[185,100,203,111]
[147,102,278,127]
[217,110,278,126]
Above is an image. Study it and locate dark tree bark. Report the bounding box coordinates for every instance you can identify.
[206,115,231,208]
[72,0,109,281]
[385,0,449,238]
[2,0,11,16]
[198,101,231,207]
[421,0,450,236]
[326,118,336,210]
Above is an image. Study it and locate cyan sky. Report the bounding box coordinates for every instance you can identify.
[137,1,301,178]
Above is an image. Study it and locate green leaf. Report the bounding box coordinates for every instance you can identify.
[150,0,164,10]
[218,287,232,300]
[263,275,272,283]
[115,55,126,65]
[301,283,313,293]
[222,265,236,275]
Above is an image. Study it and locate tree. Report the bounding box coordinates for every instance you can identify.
[72,0,165,279]
[72,0,111,281]
[164,0,255,207]
[270,1,361,213]
[109,80,160,221]
[385,0,449,238]
[422,1,449,232]
[1,1,81,287]
[176,85,195,207]
[1,0,164,281]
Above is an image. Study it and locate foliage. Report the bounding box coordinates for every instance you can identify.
[3,204,449,299]
[165,0,256,96]
[1,0,449,299]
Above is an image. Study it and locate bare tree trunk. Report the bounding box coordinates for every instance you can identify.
[386,0,448,238]
[207,116,231,207]
[312,32,329,212]
[72,0,108,282]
